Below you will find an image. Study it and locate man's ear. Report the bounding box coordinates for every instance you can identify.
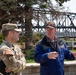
[8,31,13,36]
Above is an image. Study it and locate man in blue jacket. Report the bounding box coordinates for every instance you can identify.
[34,22,75,75]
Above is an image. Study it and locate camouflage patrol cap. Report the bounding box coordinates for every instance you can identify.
[46,22,56,29]
[2,23,21,32]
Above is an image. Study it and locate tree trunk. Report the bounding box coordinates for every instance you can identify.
[25,7,33,49]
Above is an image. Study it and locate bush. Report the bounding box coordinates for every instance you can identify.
[33,32,43,45]
[23,48,35,63]
[17,32,44,63]
[0,33,3,44]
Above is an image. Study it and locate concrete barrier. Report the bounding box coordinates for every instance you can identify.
[64,61,76,75]
[22,61,76,75]
[22,63,40,75]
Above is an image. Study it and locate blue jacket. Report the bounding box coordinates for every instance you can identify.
[34,36,75,75]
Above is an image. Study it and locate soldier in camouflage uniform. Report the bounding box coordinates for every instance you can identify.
[0,23,26,75]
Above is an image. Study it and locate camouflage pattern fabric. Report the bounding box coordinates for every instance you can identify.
[0,40,26,74]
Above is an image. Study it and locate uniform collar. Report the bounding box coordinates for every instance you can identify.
[2,40,13,47]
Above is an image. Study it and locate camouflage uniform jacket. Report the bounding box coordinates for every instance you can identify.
[0,40,26,75]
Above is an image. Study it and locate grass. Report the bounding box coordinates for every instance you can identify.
[26,59,35,63]
[71,49,76,52]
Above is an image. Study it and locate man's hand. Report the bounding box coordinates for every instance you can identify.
[5,68,11,73]
[48,51,58,59]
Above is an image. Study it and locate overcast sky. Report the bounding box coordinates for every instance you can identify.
[52,0,76,13]
[63,0,76,13]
